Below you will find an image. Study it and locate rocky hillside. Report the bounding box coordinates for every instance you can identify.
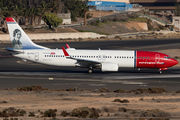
[73,20,148,35]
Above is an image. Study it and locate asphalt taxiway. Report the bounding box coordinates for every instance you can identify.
[0,38,180,91]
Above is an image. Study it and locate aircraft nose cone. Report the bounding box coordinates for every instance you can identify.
[172,59,178,66]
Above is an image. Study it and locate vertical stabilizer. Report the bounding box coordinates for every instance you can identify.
[6,17,49,50]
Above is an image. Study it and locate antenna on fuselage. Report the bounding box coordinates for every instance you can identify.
[98,48,101,50]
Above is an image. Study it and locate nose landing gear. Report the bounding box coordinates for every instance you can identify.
[158,70,162,74]
[158,68,168,74]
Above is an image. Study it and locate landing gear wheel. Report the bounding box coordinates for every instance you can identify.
[158,70,162,74]
[88,69,93,73]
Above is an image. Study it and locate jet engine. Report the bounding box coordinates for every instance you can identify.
[101,62,119,72]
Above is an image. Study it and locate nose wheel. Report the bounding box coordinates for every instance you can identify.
[158,68,167,74]
[158,70,162,74]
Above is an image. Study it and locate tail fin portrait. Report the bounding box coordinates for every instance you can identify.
[6,17,49,50]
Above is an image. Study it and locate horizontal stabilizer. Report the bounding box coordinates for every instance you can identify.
[4,47,24,54]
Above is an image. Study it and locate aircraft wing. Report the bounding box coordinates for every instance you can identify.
[62,47,101,67]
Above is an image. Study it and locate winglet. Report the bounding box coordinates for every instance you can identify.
[66,44,70,49]
[62,47,69,57]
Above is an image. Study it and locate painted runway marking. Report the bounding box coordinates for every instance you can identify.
[49,78,54,80]
[89,84,106,86]
[103,74,180,80]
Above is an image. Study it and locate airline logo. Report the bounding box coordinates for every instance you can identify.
[51,52,55,55]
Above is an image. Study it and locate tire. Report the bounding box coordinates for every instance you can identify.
[88,69,93,73]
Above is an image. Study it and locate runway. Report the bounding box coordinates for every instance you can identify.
[0,38,180,91]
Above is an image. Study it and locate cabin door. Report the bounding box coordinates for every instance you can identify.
[35,52,39,61]
[155,54,160,67]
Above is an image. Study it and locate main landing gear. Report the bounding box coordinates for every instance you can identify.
[88,66,93,73]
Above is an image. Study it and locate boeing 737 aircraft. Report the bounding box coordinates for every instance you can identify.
[5,17,178,73]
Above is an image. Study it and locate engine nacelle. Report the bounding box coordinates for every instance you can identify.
[101,63,119,72]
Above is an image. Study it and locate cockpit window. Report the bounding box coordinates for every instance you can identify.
[164,56,171,59]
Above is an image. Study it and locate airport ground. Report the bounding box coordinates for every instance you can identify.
[0,38,180,91]
[0,38,180,119]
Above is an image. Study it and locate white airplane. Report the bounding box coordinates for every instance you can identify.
[5,17,178,73]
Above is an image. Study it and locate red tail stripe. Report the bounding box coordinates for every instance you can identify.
[6,17,15,22]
